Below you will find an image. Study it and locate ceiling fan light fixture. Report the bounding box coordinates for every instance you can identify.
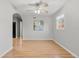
[35,10,41,14]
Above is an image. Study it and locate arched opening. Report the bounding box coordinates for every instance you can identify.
[13,13,23,39]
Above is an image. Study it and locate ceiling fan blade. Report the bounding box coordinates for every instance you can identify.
[28,3,36,6]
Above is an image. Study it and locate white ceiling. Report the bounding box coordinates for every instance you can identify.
[9,0,66,15]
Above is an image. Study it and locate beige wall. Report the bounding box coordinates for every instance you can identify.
[21,14,54,40]
[0,0,15,56]
[54,0,79,57]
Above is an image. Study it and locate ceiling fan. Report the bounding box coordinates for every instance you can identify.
[27,0,48,14]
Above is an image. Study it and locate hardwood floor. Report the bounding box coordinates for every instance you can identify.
[3,38,74,58]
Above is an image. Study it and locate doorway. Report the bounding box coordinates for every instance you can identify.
[13,13,23,39]
[13,22,16,38]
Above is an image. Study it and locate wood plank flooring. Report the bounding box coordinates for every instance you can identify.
[3,38,74,58]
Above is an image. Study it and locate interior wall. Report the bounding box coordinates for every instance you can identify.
[54,0,79,57]
[21,14,54,40]
[0,0,15,56]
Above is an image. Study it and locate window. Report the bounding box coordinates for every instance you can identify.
[33,20,44,31]
[56,14,64,30]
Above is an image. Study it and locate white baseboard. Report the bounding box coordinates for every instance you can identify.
[53,39,78,58]
[0,47,13,58]
[23,38,53,40]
